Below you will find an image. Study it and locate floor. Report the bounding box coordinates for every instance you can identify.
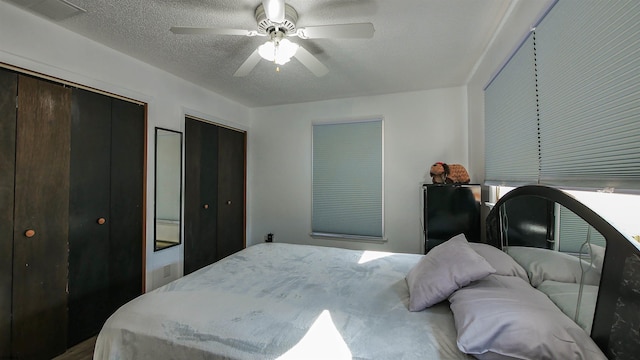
[52,336,96,360]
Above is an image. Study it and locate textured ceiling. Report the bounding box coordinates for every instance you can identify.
[6,0,514,107]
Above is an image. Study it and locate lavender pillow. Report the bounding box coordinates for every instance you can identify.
[406,234,495,311]
[468,242,529,282]
[449,274,606,360]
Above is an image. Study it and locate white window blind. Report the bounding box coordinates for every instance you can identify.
[557,205,606,253]
[536,0,640,190]
[485,34,539,185]
[485,1,640,191]
[312,119,383,239]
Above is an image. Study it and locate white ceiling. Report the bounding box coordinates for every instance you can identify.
[6,0,514,107]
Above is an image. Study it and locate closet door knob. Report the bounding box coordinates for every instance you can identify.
[203,204,209,209]
[97,217,106,225]
[226,200,232,205]
[24,229,35,238]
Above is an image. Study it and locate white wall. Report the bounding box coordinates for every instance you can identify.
[0,0,554,291]
[248,87,469,254]
[0,2,252,291]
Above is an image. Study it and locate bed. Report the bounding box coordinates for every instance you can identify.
[95,185,639,359]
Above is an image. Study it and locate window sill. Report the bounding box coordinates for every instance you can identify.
[310,232,387,244]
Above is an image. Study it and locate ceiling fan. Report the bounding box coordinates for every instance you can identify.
[170,0,375,77]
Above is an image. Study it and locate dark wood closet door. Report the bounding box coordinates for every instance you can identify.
[217,127,246,258]
[0,68,17,359]
[68,89,112,346]
[184,118,219,274]
[12,75,71,359]
[109,99,144,311]
[68,91,144,346]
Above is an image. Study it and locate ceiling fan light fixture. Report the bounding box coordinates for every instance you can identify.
[276,38,299,63]
[258,41,276,61]
[258,38,299,66]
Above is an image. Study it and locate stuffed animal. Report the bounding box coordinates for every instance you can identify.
[430,162,470,184]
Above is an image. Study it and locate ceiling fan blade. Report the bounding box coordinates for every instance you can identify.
[263,0,285,23]
[295,23,375,39]
[234,49,262,77]
[170,27,258,36]
[294,46,328,77]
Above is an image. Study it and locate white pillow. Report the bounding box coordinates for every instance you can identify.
[405,234,495,311]
[449,274,606,360]
[507,246,601,287]
[468,242,529,282]
[537,279,598,334]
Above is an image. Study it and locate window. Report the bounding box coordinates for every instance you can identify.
[535,0,640,190]
[485,34,539,185]
[485,1,640,191]
[494,185,640,247]
[311,119,384,240]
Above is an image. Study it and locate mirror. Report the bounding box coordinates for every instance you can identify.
[494,194,606,334]
[154,127,183,251]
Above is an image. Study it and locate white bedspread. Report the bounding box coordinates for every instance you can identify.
[94,243,469,359]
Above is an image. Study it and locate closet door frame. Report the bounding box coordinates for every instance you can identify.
[0,67,17,360]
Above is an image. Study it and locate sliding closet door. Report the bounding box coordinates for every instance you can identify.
[12,75,71,359]
[217,126,246,258]
[0,68,16,359]
[184,118,219,274]
[109,98,144,311]
[68,89,112,346]
[185,118,245,275]
[68,90,144,346]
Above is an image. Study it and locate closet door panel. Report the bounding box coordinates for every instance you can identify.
[12,75,70,359]
[184,118,219,274]
[109,99,144,310]
[217,127,245,259]
[199,122,219,262]
[0,68,17,358]
[68,89,112,346]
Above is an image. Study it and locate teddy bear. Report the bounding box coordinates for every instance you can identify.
[430,162,470,184]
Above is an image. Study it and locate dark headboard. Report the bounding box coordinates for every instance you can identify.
[485,185,640,359]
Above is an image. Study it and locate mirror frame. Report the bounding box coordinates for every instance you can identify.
[154,127,183,251]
